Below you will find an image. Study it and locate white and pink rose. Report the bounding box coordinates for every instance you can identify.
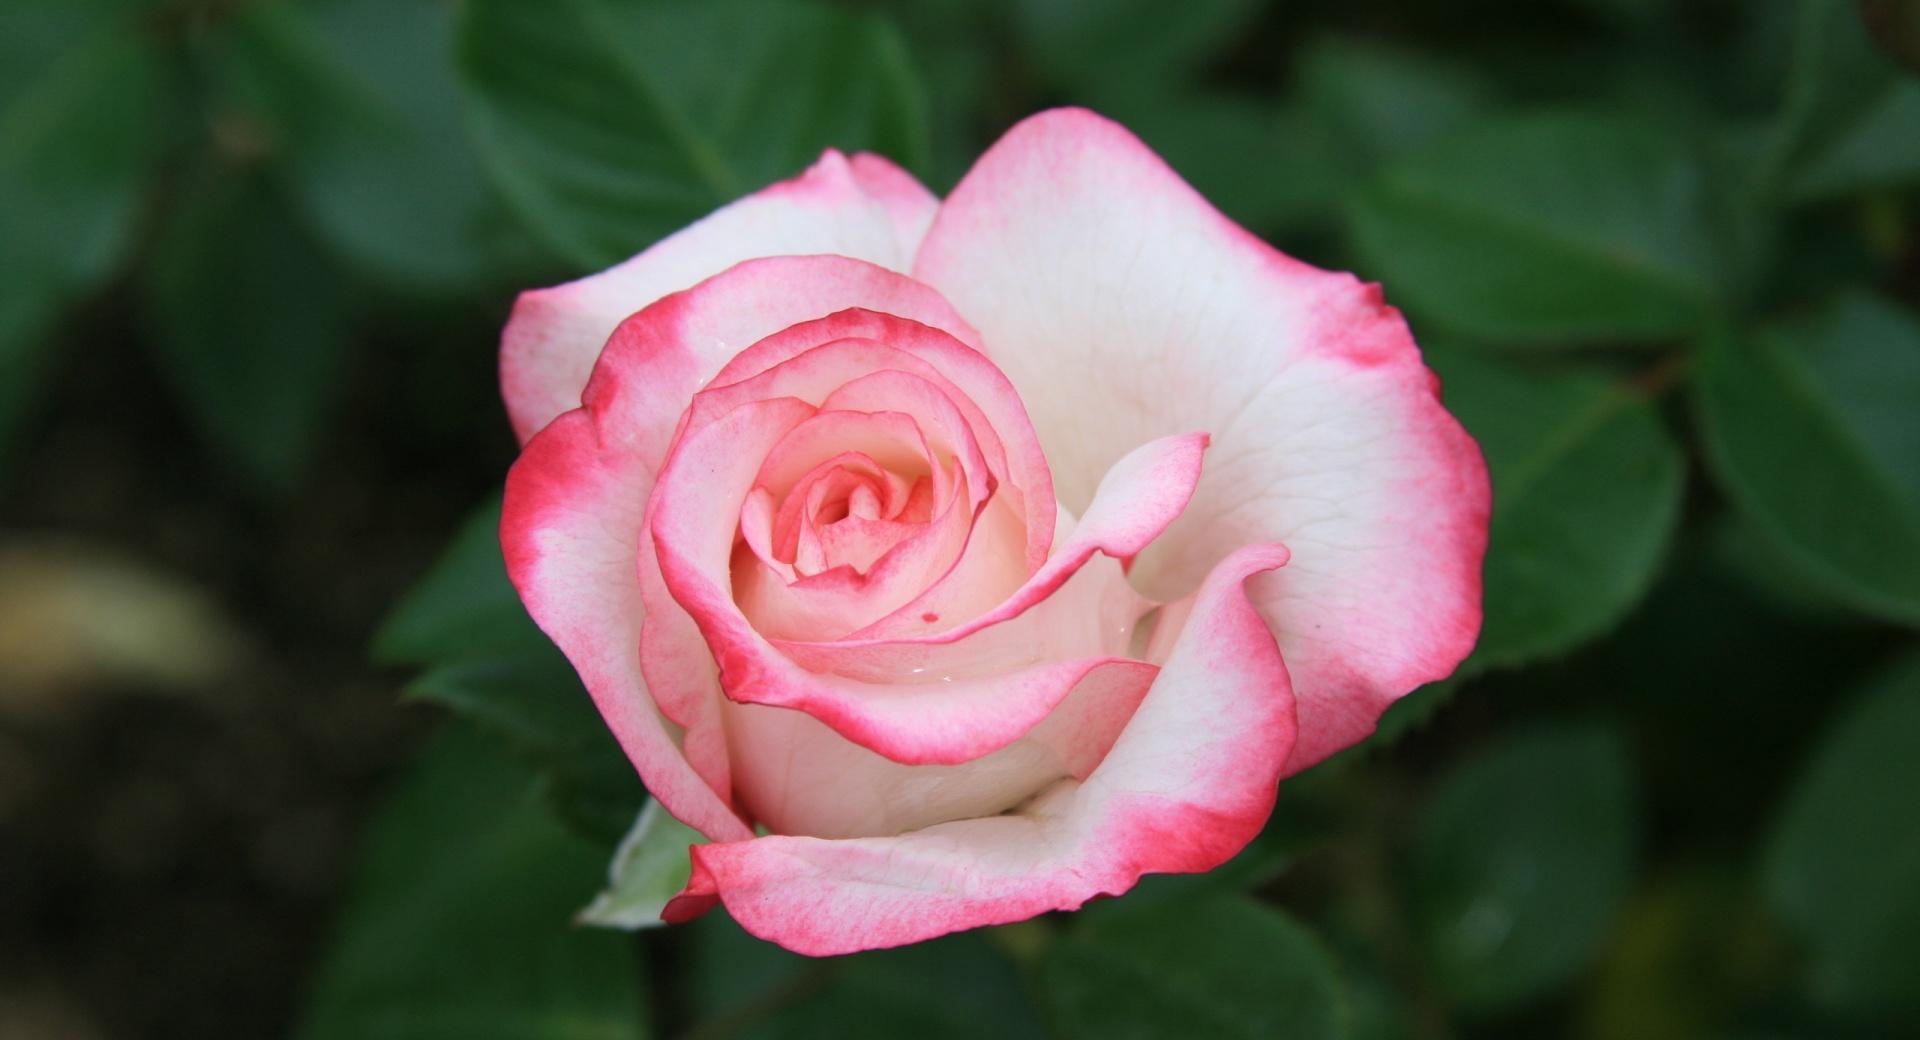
[500,109,1489,955]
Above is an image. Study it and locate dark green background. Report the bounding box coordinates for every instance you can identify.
[2,0,1917,1037]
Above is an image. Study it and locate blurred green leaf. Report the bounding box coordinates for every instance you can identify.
[577,799,702,929]
[1586,866,1789,1040]
[1409,722,1637,1014]
[681,913,1044,1038]
[1114,93,1346,235]
[1790,84,1920,202]
[1768,0,1920,202]
[375,497,551,665]
[403,654,639,844]
[145,168,352,492]
[1013,0,1259,95]
[875,0,993,190]
[1763,651,1920,1017]
[1858,0,1920,74]
[1564,0,1670,26]
[295,724,649,1040]
[1349,111,1724,344]
[379,498,641,841]
[213,0,551,293]
[0,2,164,460]
[0,295,61,474]
[1695,293,1920,625]
[1373,676,1461,745]
[404,653,599,763]
[1039,895,1348,1039]
[1431,349,1685,670]
[1299,37,1492,175]
[457,0,928,270]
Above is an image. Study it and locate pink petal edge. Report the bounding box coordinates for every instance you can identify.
[663,543,1295,954]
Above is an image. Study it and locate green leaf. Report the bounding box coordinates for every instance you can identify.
[1298,36,1492,176]
[0,295,61,473]
[294,725,649,1040]
[1039,895,1348,1039]
[403,655,639,845]
[1429,349,1685,670]
[1373,676,1461,745]
[145,168,352,492]
[577,798,702,929]
[681,914,1045,1039]
[1012,0,1259,94]
[1408,722,1637,1014]
[212,0,552,292]
[375,497,552,665]
[405,653,601,761]
[0,3,164,459]
[1764,652,1920,1017]
[378,502,641,844]
[1108,93,1346,236]
[1695,293,1920,625]
[379,499,641,840]
[1789,83,1920,201]
[457,0,928,270]
[1859,0,1920,74]
[1768,0,1920,202]
[1349,111,1723,344]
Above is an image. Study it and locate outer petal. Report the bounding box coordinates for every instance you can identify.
[505,256,973,832]
[501,408,752,843]
[665,544,1295,954]
[913,108,1488,771]
[501,154,940,443]
[552,257,980,505]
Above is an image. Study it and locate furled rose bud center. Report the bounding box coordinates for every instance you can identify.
[715,339,1029,647]
[758,441,937,576]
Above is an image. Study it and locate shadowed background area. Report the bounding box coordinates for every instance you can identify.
[2,0,1917,1037]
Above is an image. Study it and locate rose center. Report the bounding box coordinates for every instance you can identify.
[735,404,966,584]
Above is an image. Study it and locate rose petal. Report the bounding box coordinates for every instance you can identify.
[913,107,1488,771]
[501,408,751,842]
[653,430,1204,765]
[842,430,1208,644]
[507,254,983,824]
[501,151,937,442]
[735,480,977,642]
[663,544,1294,953]
[697,308,1053,571]
[721,658,1156,839]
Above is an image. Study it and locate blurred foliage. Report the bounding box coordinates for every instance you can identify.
[3,0,1917,1036]
[295,723,649,1040]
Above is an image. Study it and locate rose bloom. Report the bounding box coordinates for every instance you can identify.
[500,109,1488,955]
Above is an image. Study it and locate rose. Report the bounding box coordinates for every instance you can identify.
[500,109,1488,955]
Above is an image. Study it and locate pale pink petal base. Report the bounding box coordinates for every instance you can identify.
[664,544,1294,955]
[654,430,1207,765]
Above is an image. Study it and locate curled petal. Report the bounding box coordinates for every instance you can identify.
[653,428,1206,764]
[844,430,1208,644]
[697,308,1053,570]
[665,544,1295,954]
